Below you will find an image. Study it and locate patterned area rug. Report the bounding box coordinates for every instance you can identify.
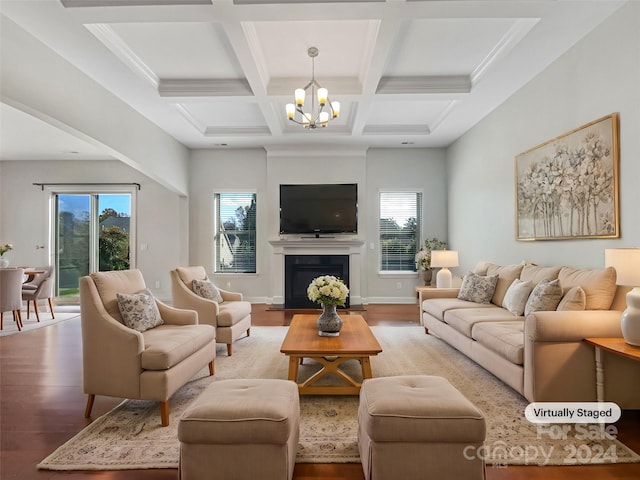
[38,325,640,470]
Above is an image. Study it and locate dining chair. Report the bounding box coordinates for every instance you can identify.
[22,266,55,322]
[1,268,25,331]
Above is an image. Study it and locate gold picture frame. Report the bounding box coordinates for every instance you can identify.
[515,113,620,241]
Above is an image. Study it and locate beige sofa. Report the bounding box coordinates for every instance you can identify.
[421,262,640,408]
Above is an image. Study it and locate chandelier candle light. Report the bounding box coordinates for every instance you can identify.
[286,47,340,129]
[307,275,349,336]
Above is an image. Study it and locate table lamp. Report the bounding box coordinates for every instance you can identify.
[605,248,640,346]
[430,250,459,288]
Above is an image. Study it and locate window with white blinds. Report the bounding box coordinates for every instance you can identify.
[379,191,422,272]
[214,192,257,273]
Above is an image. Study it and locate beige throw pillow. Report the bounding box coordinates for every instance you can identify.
[193,279,224,303]
[458,272,499,304]
[524,279,563,316]
[116,289,163,332]
[556,286,587,311]
[502,279,534,316]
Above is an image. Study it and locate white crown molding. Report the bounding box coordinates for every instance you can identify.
[85,24,159,88]
[204,126,271,136]
[159,79,253,97]
[376,75,472,94]
[362,124,431,135]
[174,104,206,134]
[61,0,212,7]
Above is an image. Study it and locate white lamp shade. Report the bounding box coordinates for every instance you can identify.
[317,87,328,105]
[430,250,459,268]
[285,103,295,119]
[295,88,305,106]
[605,248,640,286]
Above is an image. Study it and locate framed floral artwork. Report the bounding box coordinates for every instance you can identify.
[515,113,620,241]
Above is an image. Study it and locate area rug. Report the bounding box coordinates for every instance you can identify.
[0,311,79,336]
[38,325,640,470]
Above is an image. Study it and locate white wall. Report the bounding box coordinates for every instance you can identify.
[0,160,187,300]
[447,1,640,272]
[188,147,447,303]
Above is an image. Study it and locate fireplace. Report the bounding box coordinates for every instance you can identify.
[284,255,350,308]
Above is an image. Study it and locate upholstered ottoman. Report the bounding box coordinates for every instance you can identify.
[358,375,486,480]
[178,379,300,480]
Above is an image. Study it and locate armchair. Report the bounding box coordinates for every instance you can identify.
[170,266,251,356]
[80,269,216,426]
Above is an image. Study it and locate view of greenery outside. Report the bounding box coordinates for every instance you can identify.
[99,208,130,271]
[216,194,257,273]
[380,216,419,271]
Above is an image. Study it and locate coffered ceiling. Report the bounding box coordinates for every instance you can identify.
[0,0,626,160]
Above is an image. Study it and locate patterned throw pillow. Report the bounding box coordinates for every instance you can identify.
[457,272,499,304]
[116,289,163,332]
[502,278,534,316]
[524,279,563,316]
[192,279,224,303]
[556,286,586,311]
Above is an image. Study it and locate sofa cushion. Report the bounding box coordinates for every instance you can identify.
[486,263,524,306]
[218,301,252,327]
[524,279,562,316]
[444,306,516,337]
[141,324,215,370]
[519,264,562,286]
[502,278,533,316]
[90,269,147,324]
[558,266,617,310]
[422,298,495,322]
[472,321,525,365]
[458,272,499,304]
[193,279,224,303]
[116,289,163,332]
[557,286,586,311]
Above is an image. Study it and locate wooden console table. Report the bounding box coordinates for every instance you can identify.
[584,337,640,402]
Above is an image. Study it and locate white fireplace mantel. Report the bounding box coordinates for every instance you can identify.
[269,238,365,306]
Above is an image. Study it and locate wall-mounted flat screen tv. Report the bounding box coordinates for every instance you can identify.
[279,183,358,235]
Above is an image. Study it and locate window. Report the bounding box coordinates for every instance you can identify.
[214,192,257,273]
[379,191,422,272]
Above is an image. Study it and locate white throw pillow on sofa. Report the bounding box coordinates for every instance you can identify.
[457,272,499,304]
[502,278,533,316]
[524,279,563,316]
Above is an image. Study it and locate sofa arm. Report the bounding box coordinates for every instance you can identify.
[157,300,199,326]
[525,310,623,342]
[419,287,460,301]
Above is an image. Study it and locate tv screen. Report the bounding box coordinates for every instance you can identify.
[279,183,358,235]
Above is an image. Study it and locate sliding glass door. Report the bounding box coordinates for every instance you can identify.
[54,192,134,302]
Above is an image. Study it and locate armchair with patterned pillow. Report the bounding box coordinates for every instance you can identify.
[170,266,251,356]
[80,269,216,426]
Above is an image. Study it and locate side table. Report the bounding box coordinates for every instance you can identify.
[584,337,640,402]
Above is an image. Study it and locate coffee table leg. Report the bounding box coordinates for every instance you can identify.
[288,356,300,382]
[360,357,373,379]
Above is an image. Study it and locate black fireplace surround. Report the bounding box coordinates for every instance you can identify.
[284,254,350,308]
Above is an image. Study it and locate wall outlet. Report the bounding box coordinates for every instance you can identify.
[396,281,402,289]
[155,280,161,289]
[226,281,232,289]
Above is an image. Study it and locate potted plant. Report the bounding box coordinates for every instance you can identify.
[307,275,350,336]
[415,238,447,285]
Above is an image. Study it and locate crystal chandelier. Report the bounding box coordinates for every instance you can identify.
[285,47,340,129]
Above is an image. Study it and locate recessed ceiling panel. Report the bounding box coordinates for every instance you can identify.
[181,102,267,126]
[249,20,375,80]
[384,18,521,77]
[366,100,452,127]
[108,23,244,79]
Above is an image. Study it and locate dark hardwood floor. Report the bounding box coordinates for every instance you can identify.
[1,303,639,479]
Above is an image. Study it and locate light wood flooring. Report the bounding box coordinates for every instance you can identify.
[1,303,639,479]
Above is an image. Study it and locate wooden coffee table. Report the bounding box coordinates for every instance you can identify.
[280,314,382,395]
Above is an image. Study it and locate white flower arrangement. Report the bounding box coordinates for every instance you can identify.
[415,237,447,270]
[307,275,349,306]
[0,243,13,257]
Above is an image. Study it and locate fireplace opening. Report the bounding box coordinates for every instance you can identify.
[285,255,350,308]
